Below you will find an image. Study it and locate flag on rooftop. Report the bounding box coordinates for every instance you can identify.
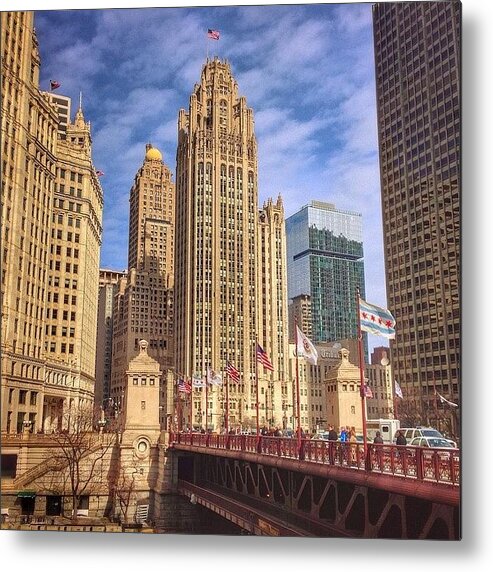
[96,170,105,177]
[394,380,403,399]
[436,390,458,408]
[295,326,318,365]
[178,378,192,394]
[359,298,396,339]
[256,344,274,371]
[207,29,220,40]
[226,361,240,383]
[50,80,61,90]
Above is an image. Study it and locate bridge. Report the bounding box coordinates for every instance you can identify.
[169,433,460,539]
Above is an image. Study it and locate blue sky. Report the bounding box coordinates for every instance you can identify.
[33,2,386,309]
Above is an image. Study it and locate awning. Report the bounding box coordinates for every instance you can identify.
[17,491,36,498]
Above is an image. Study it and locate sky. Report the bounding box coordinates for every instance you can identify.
[32,1,387,311]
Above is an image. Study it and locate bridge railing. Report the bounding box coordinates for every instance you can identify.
[169,432,459,486]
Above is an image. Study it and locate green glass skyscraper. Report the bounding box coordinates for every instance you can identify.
[286,201,366,344]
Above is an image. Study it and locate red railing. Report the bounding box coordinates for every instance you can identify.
[169,433,460,486]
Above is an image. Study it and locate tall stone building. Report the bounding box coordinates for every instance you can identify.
[257,197,289,429]
[1,12,58,433]
[44,92,71,139]
[373,2,461,434]
[288,294,312,342]
[94,269,126,408]
[110,145,175,428]
[43,102,104,428]
[174,58,288,431]
[1,12,103,433]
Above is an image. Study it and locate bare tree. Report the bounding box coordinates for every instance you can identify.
[112,461,140,524]
[44,402,116,519]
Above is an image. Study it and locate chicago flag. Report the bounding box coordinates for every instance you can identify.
[359,298,396,339]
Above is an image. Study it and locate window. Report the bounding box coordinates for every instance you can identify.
[18,390,27,405]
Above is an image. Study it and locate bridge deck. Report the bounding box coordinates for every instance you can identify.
[170,433,459,505]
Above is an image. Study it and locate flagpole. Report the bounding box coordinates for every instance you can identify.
[178,387,182,432]
[294,319,302,453]
[433,375,439,431]
[255,337,260,440]
[205,368,209,433]
[189,375,194,430]
[225,367,229,434]
[173,374,178,432]
[356,289,368,454]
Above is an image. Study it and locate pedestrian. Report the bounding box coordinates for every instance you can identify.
[374,431,384,444]
[396,430,407,445]
[328,424,338,441]
[340,426,347,442]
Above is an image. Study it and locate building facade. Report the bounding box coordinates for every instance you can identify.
[286,200,366,345]
[175,58,262,431]
[288,294,312,341]
[42,102,104,430]
[94,269,126,409]
[1,12,102,434]
[110,145,175,428]
[44,93,71,139]
[373,2,461,434]
[365,346,394,420]
[256,197,290,429]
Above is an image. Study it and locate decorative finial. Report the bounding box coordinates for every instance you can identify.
[139,339,148,354]
[340,348,350,362]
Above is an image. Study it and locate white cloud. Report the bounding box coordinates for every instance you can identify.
[35,3,386,306]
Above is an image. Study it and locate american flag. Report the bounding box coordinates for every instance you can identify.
[178,378,191,394]
[207,29,220,40]
[226,361,240,383]
[50,80,61,90]
[256,344,274,371]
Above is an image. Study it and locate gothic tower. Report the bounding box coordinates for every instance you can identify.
[175,58,259,429]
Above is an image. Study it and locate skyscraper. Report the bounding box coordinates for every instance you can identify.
[373,2,461,434]
[110,145,175,427]
[94,269,126,408]
[174,58,288,430]
[1,12,103,433]
[286,200,366,344]
[43,101,104,425]
[257,197,289,428]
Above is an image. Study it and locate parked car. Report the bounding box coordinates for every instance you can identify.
[395,427,457,447]
[409,436,456,449]
[311,432,330,440]
[409,436,458,462]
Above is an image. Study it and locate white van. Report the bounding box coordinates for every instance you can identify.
[366,419,400,443]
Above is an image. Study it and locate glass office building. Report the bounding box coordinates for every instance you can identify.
[286,201,365,344]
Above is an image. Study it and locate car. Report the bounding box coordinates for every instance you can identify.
[395,427,456,446]
[311,432,330,440]
[409,436,456,449]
